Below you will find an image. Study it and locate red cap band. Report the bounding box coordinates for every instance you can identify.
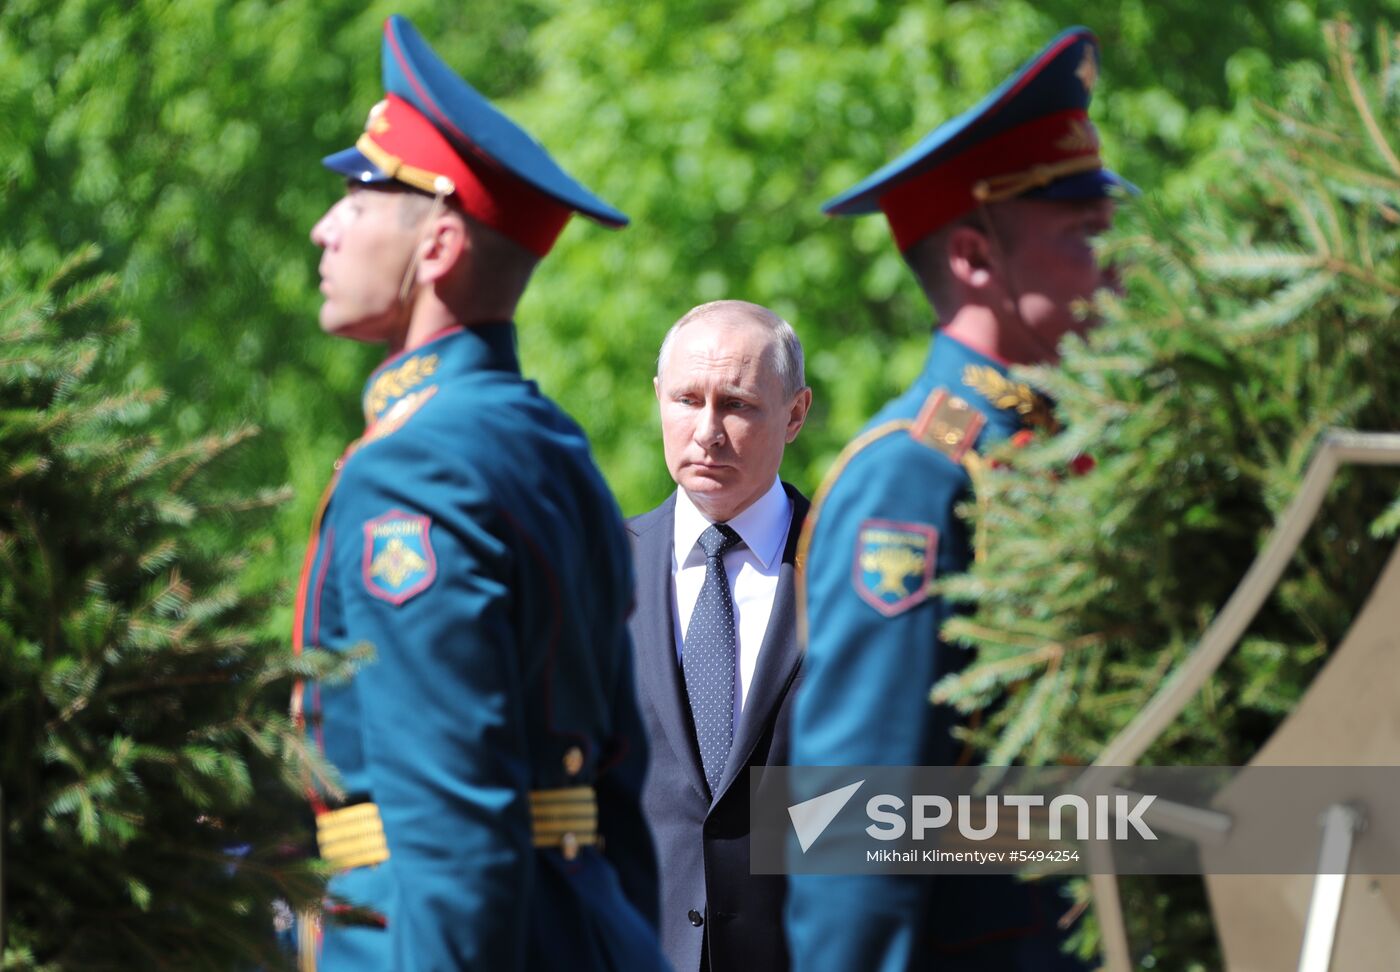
[358,95,571,257]
[879,109,1101,251]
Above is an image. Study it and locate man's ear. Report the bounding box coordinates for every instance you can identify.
[416,211,468,285]
[946,225,995,292]
[785,386,813,442]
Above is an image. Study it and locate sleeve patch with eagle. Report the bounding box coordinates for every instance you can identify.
[363,510,437,605]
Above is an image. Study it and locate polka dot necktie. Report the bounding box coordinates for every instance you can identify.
[683,522,741,795]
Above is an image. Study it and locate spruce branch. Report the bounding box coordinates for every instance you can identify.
[1327,21,1400,177]
[0,247,317,968]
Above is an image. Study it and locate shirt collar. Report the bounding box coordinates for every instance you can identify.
[673,477,790,570]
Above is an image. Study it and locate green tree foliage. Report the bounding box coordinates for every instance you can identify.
[935,22,1400,967]
[510,0,1400,513]
[5,6,1400,964]
[0,248,329,970]
[6,0,1399,561]
[0,0,551,616]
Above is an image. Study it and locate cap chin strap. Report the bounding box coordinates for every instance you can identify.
[972,154,1102,205]
[972,199,1063,364]
[397,176,456,305]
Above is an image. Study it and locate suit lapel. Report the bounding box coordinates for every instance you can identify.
[630,496,710,803]
[713,485,810,803]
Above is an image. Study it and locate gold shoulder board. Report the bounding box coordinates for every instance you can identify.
[910,389,986,463]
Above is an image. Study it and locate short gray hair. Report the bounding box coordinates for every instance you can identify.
[656,299,806,398]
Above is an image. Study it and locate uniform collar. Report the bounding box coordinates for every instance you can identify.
[673,477,791,570]
[360,322,519,425]
[916,331,1059,444]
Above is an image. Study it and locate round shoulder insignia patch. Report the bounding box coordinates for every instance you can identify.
[363,509,437,605]
[852,519,939,617]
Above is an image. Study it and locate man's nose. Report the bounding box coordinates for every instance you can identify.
[694,405,724,446]
[310,205,338,248]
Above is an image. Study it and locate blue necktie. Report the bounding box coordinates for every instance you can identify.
[683,522,741,794]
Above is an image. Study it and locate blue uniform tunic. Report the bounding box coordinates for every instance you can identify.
[293,323,666,971]
[787,332,1087,971]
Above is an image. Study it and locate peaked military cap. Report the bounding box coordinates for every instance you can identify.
[823,27,1132,251]
[323,14,627,256]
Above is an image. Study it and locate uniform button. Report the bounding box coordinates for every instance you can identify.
[561,832,579,862]
[562,746,584,777]
[688,909,704,927]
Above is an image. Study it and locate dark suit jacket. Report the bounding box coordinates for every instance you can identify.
[626,483,809,972]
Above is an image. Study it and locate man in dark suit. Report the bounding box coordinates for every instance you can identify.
[627,300,813,972]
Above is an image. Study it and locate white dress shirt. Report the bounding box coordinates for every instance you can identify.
[671,476,792,719]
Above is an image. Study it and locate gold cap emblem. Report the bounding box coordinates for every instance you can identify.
[365,99,391,135]
[1055,118,1100,154]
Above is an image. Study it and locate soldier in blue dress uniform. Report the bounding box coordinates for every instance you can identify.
[291,15,667,971]
[787,28,1131,971]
